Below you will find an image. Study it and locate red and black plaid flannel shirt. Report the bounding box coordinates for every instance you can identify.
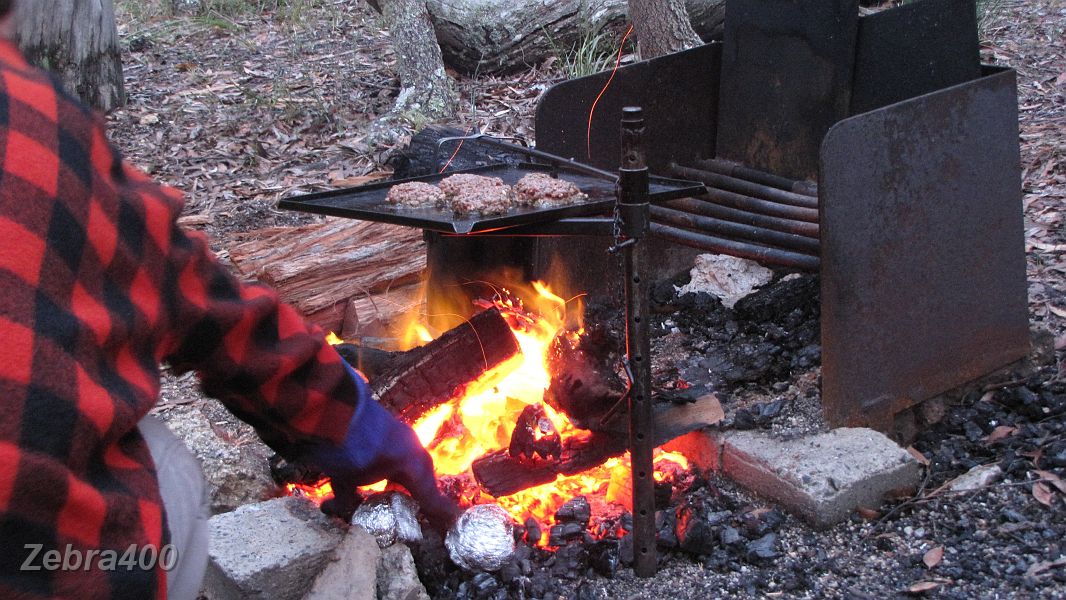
[0,41,359,599]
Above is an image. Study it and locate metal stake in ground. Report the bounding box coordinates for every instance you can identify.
[616,106,656,577]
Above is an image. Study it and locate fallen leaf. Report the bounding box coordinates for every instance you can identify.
[984,425,1018,443]
[139,113,160,125]
[1034,470,1066,495]
[907,446,930,466]
[1056,71,1066,86]
[1056,334,1066,351]
[906,581,941,594]
[1049,305,1066,318]
[857,506,881,520]
[923,546,944,568]
[1033,482,1055,506]
[1026,557,1066,578]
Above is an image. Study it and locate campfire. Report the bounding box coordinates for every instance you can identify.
[285,275,701,546]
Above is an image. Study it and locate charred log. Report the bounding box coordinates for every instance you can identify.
[373,307,520,421]
[509,404,562,462]
[544,330,627,430]
[472,394,723,497]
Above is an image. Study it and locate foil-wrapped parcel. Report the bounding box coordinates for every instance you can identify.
[445,504,516,571]
[350,491,423,548]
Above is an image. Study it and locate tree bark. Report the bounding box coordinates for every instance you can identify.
[13,0,124,111]
[629,0,703,59]
[378,0,458,122]
[426,0,724,75]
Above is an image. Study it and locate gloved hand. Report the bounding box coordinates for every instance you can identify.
[307,362,460,529]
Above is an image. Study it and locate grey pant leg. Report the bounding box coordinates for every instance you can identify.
[139,415,210,600]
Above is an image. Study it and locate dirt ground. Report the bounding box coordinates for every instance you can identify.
[109,0,1065,598]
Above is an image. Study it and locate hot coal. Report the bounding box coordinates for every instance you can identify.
[508,403,561,462]
[555,496,591,525]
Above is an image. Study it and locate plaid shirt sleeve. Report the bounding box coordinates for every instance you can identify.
[0,41,356,599]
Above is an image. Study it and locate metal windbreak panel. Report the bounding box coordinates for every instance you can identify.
[715,0,860,181]
[819,68,1030,432]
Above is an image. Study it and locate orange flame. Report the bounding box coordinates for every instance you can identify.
[291,276,691,545]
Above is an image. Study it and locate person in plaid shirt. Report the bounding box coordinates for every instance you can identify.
[0,2,457,598]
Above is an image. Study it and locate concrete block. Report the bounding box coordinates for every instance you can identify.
[304,525,380,600]
[718,427,921,528]
[203,496,345,600]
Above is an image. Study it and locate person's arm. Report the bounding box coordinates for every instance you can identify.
[112,160,456,523]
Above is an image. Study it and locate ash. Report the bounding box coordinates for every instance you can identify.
[651,270,827,438]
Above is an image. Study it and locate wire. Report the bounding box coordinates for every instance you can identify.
[587,24,635,161]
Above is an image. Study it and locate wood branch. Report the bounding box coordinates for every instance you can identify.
[426,0,725,75]
[227,218,425,333]
[544,332,627,430]
[373,307,520,421]
[471,394,723,497]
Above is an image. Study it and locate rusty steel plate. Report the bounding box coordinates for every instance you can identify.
[851,0,980,115]
[715,0,860,181]
[819,67,1030,432]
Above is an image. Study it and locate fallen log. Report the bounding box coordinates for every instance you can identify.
[228,217,426,333]
[424,0,726,75]
[471,393,724,497]
[373,307,520,421]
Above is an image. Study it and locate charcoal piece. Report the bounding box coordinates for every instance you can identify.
[548,522,586,546]
[676,502,717,556]
[471,572,500,598]
[589,539,621,578]
[552,543,590,580]
[498,559,520,583]
[575,580,608,600]
[351,491,422,548]
[509,403,561,462]
[733,409,757,430]
[618,533,634,565]
[267,454,323,487]
[733,274,819,324]
[745,533,779,562]
[656,510,679,549]
[720,526,742,546]
[446,504,516,572]
[523,518,542,545]
[741,509,785,537]
[555,496,592,525]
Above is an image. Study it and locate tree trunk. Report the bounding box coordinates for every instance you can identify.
[13,0,124,111]
[426,0,724,75]
[629,0,703,59]
[378,0,458,121]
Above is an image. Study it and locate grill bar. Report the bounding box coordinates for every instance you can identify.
[691,158,819,197]
[670,163,819,209]
[649,223,821,271]
[660,197,820,238]
[650,205,820,254]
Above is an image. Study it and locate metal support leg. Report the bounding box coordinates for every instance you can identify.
[617,107,656,577]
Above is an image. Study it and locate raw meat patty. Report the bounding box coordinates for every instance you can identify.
[385,181,445,208]
[513,173,587,207]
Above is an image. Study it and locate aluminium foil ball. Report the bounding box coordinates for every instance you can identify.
[350,491,423,548]
[445,503,516,572]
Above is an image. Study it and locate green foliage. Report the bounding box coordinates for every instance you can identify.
[116,0,319,25]
[545,27,624,79]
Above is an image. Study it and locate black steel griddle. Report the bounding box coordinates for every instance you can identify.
[277,162,703,235]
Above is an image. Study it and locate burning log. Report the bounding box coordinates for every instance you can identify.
[373,307,520,421]
[471,394,724,497]
[543,328,627,430]
[508,404,561,462]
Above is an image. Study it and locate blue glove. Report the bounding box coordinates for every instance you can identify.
[307,362,459,528]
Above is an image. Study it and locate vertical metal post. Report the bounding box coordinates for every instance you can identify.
[617,107,656,577]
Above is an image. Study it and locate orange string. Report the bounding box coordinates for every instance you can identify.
[587,24,635,161]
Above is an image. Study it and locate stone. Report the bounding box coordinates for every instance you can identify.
[947,463,1003,492]
[695,427,922,528]
[304,525,380,600]
[377,544,431,600]
[202,496,344,600]
[156,402,275,514]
